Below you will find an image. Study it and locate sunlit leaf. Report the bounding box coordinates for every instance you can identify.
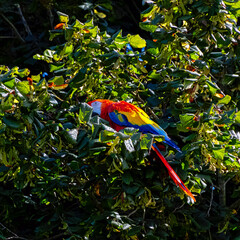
[139,22,158,33]
[218,95,231,105]
[213,148,225,160]
[79,103,93,123]
[128,34,146,48]
[235,111,240,123]
[94,9,106,18]
[16,81,31,95]
[57,11,69,23]
[48,76,64,85]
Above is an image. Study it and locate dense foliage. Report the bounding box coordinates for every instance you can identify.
[0,0,240,239]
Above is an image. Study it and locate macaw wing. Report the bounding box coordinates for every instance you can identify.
[108,102,167,136]
[108,101,181,152]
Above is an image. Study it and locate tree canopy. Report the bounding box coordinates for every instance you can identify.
[0,0,240,239]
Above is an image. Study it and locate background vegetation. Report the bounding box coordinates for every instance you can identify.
[0,0,240,239]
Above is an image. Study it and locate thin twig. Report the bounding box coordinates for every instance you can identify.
[208,229,212,240]
[142,208,146,229]
[124,3,139,26]
[0,222,17,237]
[47,143,58,153]
[206,183,214,217]
[209,73,225,96]
[15,4,33,37]
[14,4,42,52]
[172,202,185,213]
[0,12,25,43]
[0,222,28,240]
[229,198,240,211]
[218,171,226,207]
[224,176,233,186]
[127,207,139,217]
[48,8,54,30]
[6,238,28,240]
[129,0,141,13]
[0,36,17,39]
[47,233,67,240]
[143,208,146,226]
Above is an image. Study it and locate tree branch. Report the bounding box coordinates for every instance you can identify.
[0,12,25,43]
[206,183,214,217]
[14,4,42,51]
[218,171,226,207]
[0,222,28,240]
[48,8,54,30]
[229,198,240,211]
[15,4,33,37]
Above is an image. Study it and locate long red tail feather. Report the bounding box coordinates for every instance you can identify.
[152,143,196,202]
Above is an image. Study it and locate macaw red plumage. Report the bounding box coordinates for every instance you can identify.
[88,99,196,202]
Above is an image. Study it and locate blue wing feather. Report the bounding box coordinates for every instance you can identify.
[109,110,181,152]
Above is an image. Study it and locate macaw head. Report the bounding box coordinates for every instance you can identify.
[88,99,114,116]
[88,100,103,115]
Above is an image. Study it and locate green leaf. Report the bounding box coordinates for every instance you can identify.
[146,168,154,179]
[190,45,203,56]
[84,18,94,28]
[184,78,197,89]
[124,185,139,194]
[33,49,58,63]
[206,80,219,95]
[79,103,93,123]
[72,19,84,29]
[88,26,99,38]
[3,116,22,129]
[48,76,65,85]
[94,9,106,18]
[31,74,41,83]
[16,81,31,95]
[140,5,156,18]
[147,70,161,79]
[139,22,158,33]
[128,34,146,49]
[18,68,30,78]
[213,148,225,160]
[2,78,15,88]
[177,114,194,132]
[122,172,133,185]
[99,130,116,143]
[49,63,65,72]
[114,31,128,49]
[235,111,240,124]
[233,236,240,240]
[128,226,142,236]
[218,95,231,105]
[57,11,69,23]
[140,134,153,150]
[65,129,78,144]
[69,67,87,87]
[1,94,15,112]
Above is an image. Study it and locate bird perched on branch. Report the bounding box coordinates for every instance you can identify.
[88,99,196,202]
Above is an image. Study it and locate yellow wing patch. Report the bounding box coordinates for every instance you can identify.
[117,108,160,130]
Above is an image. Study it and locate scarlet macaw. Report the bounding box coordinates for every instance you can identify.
[88,99,196,202]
